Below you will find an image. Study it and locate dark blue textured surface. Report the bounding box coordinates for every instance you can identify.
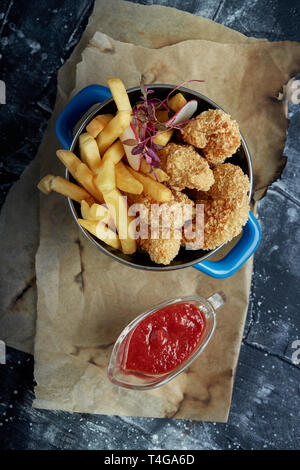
[0,0,300,450]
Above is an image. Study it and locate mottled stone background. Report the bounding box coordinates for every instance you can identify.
[0,0,299,450]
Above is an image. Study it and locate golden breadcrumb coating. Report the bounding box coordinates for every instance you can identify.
[158,143,214,191]
[180,118,207,148]
[139,236,181,265]
[126,190,194,223]
[126,192,152,207]
[200,163,251,204]
[127,192,193,265]
[182,196,249,251]
[138,200,182,265]
[182,163,250,251]
[200,197,250,250]
[181,109,241,166]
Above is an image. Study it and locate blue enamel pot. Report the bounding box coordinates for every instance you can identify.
[55,84,261,278]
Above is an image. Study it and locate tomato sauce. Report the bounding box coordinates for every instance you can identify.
[124,302,206,375]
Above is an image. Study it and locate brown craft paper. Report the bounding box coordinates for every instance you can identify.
[0,0,264,355]
[60,0,267,98]
[79,32,300,192]
[33,31,300,421]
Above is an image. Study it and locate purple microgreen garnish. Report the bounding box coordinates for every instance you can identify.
[145,147,159,161]
[131,144,145,155]
[130,77,203,174]
[165,79,205,105]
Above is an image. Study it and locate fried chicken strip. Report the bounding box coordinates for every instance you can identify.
[127,191,194,265]
[183,163,250,251]
[158,143,214,191]
[200,197,249,250]
[199,163,251,204]
[181,109,241,166]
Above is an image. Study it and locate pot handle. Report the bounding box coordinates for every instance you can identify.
[193,211,261,279]
[55,84,112,149]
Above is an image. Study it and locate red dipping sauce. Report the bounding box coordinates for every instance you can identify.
[124,302,206,375]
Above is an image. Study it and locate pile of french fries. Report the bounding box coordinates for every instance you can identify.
[37,78,179,256]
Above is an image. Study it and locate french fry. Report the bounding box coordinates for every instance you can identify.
[116,161,143,194]
[56,149,80,176]
[102,139,125,165]
[38,174,95,205]
[37,175,59,195]
[103,188,136,254]
[75,163,104,203]
[86,114,114,138]
[96,111,132,155]
[168,92,187,112]
[77,218,121,250]
[127,167,172,202]
[89,203,110,221]
[154,129,173,147]
[81,200,114,227]
[96,159,116,194]
[56,150,104,203]
[89,203,116,229]
[80,200,91,219]
[140,160,169,183]
[107,78,132,112]
[79,132,102,174]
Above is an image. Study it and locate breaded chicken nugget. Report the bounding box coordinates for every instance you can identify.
[127,191,194,264]
[171,189,195,213]
[158,143,214,191]
[138,193,183,265]
[126,190,194,224]
[181,109,241,166]
[200,197,249,250]
[182,196,249,251]
[139,236,181,265]
[183,163,250,250]
[202,163,251,204]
